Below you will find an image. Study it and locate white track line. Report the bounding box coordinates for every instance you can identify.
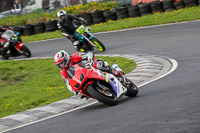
[138,58,178,87]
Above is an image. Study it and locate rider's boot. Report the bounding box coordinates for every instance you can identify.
[73,41,80,50]
[95,60,126,85]
[111,64,126,85]
[73,41,85,52]
[74,91,89,100]
[95,59,112,73]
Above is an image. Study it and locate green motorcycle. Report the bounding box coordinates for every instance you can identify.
[74,25,106,52]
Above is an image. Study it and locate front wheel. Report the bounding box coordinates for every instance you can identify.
[125,78,138,97]
[91,38,106,52]
[20,45,31,58]
[87,84,118,106]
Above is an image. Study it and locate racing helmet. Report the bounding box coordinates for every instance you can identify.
[57,10,68,22]
[54,50,70,69]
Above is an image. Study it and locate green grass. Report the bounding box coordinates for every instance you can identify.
[0,56,136,118]
[21,6,200,43]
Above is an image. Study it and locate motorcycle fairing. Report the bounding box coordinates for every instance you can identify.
[74,25,94,42]
[106,73,127,98]
[15,42,24,51]
[68,64,127,98]
[74,32,85,42]
[68,64,105,92]
[0,39,6,48]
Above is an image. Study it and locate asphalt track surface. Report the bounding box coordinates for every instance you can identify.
[5,21,200,133]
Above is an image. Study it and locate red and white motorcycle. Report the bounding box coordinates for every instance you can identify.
[0,30,31,60]
[67,58,138,106]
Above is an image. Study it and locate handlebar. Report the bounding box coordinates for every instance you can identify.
[85,61,94,69]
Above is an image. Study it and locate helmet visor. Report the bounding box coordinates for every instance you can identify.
[60,15,66,21]
[56,58,68,69]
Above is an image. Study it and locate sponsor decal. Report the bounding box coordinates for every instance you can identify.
[105,74,109,82]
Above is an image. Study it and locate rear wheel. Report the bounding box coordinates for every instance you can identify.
[20,45,31,58]
[87,84,118,106]
[125,78,138,97]
[91,38,106,52]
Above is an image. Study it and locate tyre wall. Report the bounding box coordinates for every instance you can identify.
[13,0,200,36]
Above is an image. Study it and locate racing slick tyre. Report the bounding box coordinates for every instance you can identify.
[20,45,31,58]
[87,84,118,106]
[125,78,138,97]
[91,38,106,52]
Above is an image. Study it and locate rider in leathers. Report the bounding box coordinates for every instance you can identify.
[0,27,11,55]
[54,50,124,99]
[57,10,87,51]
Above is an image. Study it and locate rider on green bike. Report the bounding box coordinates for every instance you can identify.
[57,10,87,51]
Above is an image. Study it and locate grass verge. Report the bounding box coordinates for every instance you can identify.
[22,6,200,43]
[0,56,136,118]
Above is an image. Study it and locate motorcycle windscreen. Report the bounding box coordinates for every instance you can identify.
[67,65,75,79]
[1,30,15,39]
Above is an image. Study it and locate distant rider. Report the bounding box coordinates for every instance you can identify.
[57,10,87,51]
[0,27,11,55]
[54,50,125,99]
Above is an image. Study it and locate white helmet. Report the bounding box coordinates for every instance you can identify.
[57,10,67,22]
[54,50,70,69]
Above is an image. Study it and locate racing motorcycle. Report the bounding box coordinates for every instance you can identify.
[67,58,138,106]
[0,30,31,60]
[73,24,106,52]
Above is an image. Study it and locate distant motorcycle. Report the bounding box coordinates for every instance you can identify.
[67,59,138,106]
[0,30,31,60]
[73,25,106,52]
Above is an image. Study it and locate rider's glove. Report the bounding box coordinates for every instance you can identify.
[82,54,88,60]
[85,27,91,31]
[8,26,14,30]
